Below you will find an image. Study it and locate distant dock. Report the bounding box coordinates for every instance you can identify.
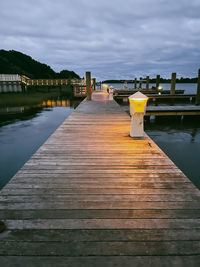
[0,91,200,266]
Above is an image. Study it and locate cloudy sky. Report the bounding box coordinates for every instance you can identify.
[0,0,200,80]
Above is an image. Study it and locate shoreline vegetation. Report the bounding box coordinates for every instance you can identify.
[0,50,80,79]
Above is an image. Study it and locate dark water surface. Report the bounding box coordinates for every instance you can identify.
[0,98,80,189]
[145,117,200,189]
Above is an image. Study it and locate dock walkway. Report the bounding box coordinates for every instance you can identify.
[0,91,200,266]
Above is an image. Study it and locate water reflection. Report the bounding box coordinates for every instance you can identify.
[145,116,200,189]
[0,96,81,189]
[0,97,81,127]
[0,106,25,113]
[42,98,79,108]
[42,99,70,107]
[191,128,198,143]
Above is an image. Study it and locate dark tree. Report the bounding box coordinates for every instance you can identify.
[0,50,80,79]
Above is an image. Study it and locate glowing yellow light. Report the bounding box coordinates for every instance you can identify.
[129,91,148,114]
[57,100,62,106]
[47,100,52,106]
[131,98,148,101]
[51,100,56,106]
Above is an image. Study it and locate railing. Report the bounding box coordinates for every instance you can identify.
[25,78,86,86]
[73,85,87,97]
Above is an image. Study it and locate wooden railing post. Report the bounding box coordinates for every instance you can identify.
[86,72,91,100]
[134,78,137,89]
[170,72,176,95]
[146,76,149,92]
[156,75,160,91]
[196,69,200,105]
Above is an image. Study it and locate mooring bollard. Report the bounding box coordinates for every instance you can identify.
[86,71,91,100]
[128,92,148,138]
[170,72,176,95]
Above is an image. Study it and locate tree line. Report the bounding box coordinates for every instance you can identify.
[0,50,80,79]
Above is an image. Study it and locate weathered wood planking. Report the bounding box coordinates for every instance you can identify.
[0,91,200,266]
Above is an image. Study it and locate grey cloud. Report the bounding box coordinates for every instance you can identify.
[0,0,200,80]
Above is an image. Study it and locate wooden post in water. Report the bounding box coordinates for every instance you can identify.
[146,76,149,92]
[139,77,142,89]
[156,75,160,91]
[134,78,137,89]
[93,78,96,91]
[86,72,91,100]
[170,72,176,95]
[196,69,200,105]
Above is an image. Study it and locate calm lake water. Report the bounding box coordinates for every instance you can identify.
[0,97,80,189]
[145,117,200,189]
[0,86,200,190]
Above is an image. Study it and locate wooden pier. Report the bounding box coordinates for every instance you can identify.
[121,105,200,116]
[0,91,200,266]
[114,93,197,103]
[145,105,200,116]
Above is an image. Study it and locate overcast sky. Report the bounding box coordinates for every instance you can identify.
[0,0,200,80]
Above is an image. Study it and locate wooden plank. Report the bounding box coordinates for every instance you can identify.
[1,209,200,220]
[0,201,200,210]
[0,229,200,241]
[115,94,197,99]
[0,240,200,256]
[1,188,198,195]
[3,218,200,229]
[0,256,199,267]
[4,182,195,190]
[11,172,187,178]
[6,177,189,183]
[122,104,200,116]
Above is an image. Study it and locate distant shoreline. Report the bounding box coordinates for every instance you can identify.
[102,80,197,84]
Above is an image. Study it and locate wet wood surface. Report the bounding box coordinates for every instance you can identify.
[0,91,200,266]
